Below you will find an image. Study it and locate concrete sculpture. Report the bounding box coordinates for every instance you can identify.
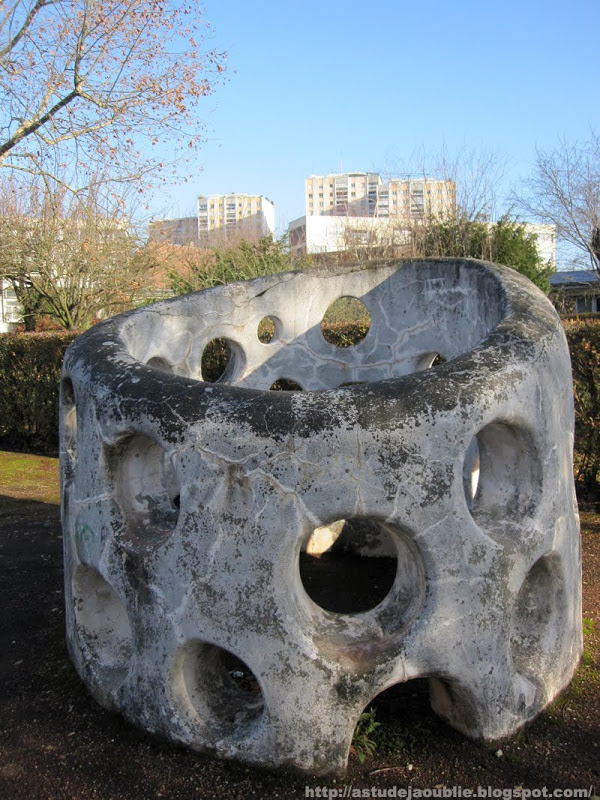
[60,259,582,774]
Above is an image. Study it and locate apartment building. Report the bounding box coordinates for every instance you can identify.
[304,172,456,220]
[292,172,456,254]
[525,223,555,266]
[149,216,199,246]
[197,193,275,244]
[0,278,22,331]
[288,215,410,255]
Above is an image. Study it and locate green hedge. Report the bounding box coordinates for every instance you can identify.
[0,332,79,455]
[1,322,599,502]
[563,317,600,496]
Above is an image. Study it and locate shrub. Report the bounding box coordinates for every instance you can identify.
[562,317,600,498]
[419,217,555,293]
[320,321,371,348]
[0,332,79,454]
[2,320,599,504]
[170,236,311,295]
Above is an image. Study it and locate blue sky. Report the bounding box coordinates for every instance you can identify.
[149,0,600,246]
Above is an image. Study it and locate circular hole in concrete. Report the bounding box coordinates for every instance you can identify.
[108,433,180,548]
[62,376,75,407]
[366,678,479,740]
[146,356,173,373]
[363,677,438,733]
[321,296,371,347]
[269,378,303,391]
[72,565,133,686]
[61,378,77,465]
[258,315,278,343]
[467,422,541,525]
[300,519,400,614]
[201,337,245,383]
[221,650,262,696]
[416,352,447,370]
[462,436,481,509]
[177,641,264,732]
[358,678,480,764]
[510,553,566,686]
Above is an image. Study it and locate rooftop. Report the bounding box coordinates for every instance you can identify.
[550,270,599,286]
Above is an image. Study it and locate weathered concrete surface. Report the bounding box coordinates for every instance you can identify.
[60,258,582,775]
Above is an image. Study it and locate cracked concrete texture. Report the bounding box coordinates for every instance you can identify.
[60,258,582,775]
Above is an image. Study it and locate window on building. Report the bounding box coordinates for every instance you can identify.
[347,230,370,244]
[576,296,599,313]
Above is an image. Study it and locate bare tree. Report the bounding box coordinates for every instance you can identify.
[0,0,226,192]
[0,177,151,328]
[382,143,509,223]
[336,217,413,263]
[518,133,600,274]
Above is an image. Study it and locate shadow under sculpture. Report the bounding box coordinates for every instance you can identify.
[60,258,582,775]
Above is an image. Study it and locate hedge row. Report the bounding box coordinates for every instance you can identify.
[0,332,79,454]
[1,321,599,499]
[562,317,600,495]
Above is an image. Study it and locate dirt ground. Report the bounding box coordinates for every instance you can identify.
[0,452,598,799]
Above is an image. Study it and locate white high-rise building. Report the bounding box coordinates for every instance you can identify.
[304,172,456,220]
[292,172,456,254]
[198,193,275,244]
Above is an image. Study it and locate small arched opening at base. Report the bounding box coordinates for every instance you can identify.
[354,676,480,759]
[353,679,439,758]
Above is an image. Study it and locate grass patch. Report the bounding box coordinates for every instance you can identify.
[351,708,380,763]
[580,510,600,534]
[0,449,59,505]
[546,617,599,719]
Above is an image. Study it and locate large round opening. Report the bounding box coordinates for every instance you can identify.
[416,352,447,371]
[270,378,303,391]
[300,518,419,615]
[61,377,77,467]
[321,296,371,347]
[145,356,173,373]
[258,315,279,343]
[510,553,566,685]
[107,433,180,549]
[462,436,481,508]
[201,338,245,383]
[175,641,264,734]
[72,566,133,687]
[466,422,541,529]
